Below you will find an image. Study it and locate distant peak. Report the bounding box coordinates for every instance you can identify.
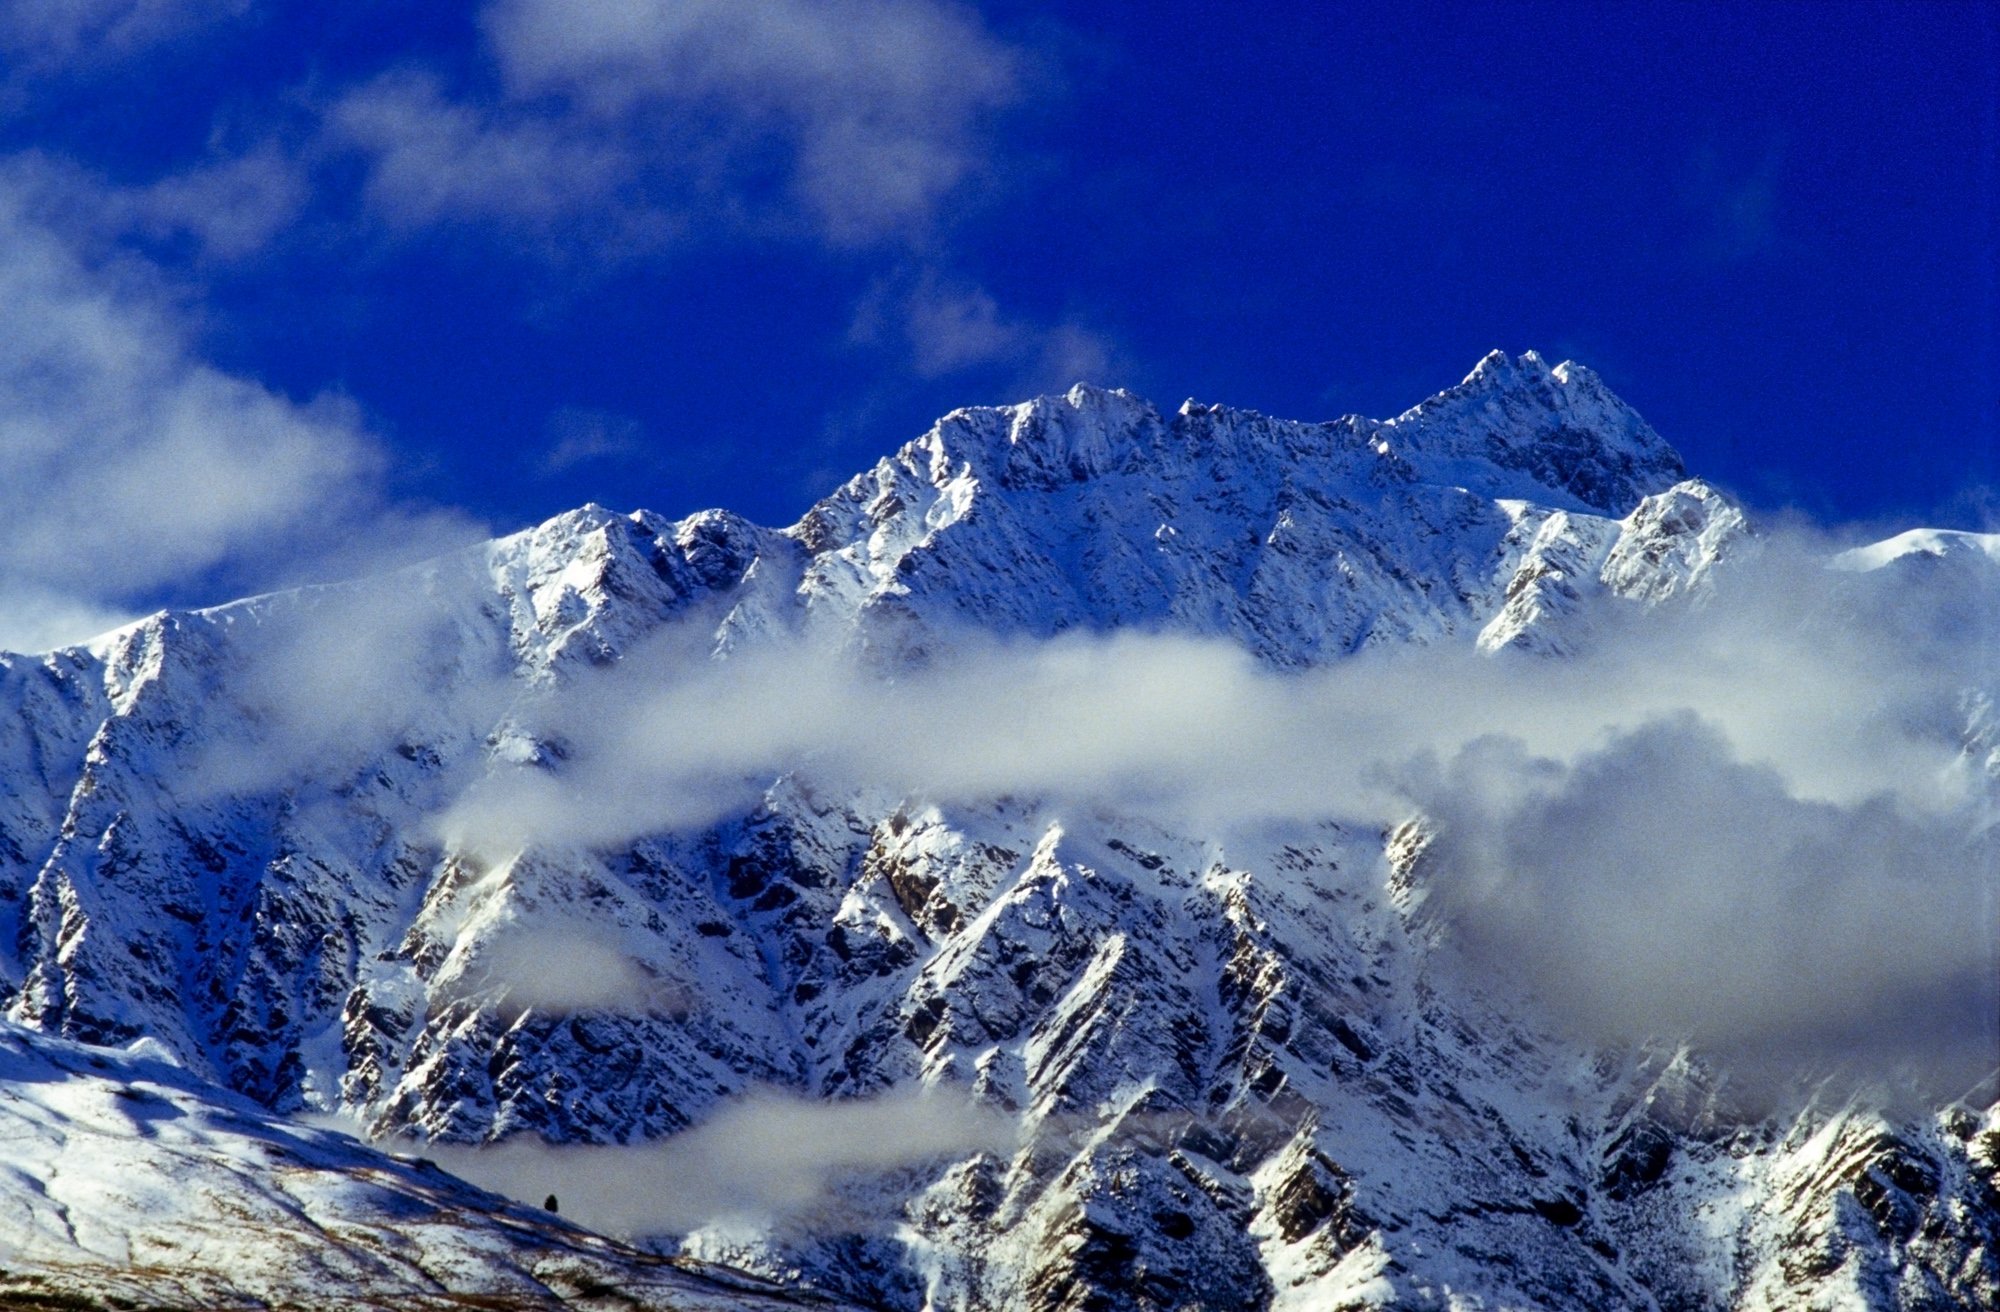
[1174,397,1268,421]
[540,502,623,531]
[991,382,1152,428]
[1061,381,1136,407]
[1548,359,1597,387]
[1460,351,1618,404]
[1460,348,1552,389]
[1832,527,2000,573]
[1462,348,1511,384]
[1384,350,1684,514]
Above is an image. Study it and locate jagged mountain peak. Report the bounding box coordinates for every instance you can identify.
[1459,344,1551,385]
[1385,349,1686,513]
[888,382,1169,493]
[858,351,1683,519]
[742,352,1714,664]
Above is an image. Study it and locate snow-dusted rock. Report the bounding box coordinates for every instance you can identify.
[1477,478,1750,654]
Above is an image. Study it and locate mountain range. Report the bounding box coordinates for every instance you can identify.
[0,351,1995,1310]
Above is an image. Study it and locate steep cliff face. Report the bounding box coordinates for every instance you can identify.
[0,352,1992,1311]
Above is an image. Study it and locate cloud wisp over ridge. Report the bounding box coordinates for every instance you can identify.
[398,532,2000,1093]
[0,183,481,652]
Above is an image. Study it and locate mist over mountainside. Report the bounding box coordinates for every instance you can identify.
[0,353,1997,1310]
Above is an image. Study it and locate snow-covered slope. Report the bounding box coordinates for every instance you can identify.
[0,1019,847,1310]
[0,351,1991,1310]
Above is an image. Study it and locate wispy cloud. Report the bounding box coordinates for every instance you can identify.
[319,0,1034,258]
[324,68,659,250]
[2,144,309,264]
[403,530,1998,1088]
[185,576,514,793]
[851,269,1121,388]
[0,180,480,652]
[0,586,136,658]
[478,0,1029,246]
[428,1084,1018,1235]
[0,0,250,77]
[536,406,647,476]
[1684,137,1786,265]
[453,924,690,1020]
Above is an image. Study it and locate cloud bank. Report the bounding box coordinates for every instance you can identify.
[1408,717,1996,1092]
[414,535,1999,1086]
[436,548,1990,853]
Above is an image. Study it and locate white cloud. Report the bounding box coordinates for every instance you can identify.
[0,181,481,653]
[114,143,308,261]
[0,0,249,73]
[1409,717,1997,1091]
[455,926,688,1019]
[2,145,308,264]
[891,276,1024,377]
[853,269,1122,387]
[325,69,649,243]
[1033,320,1118,390]
[184,577,514,793]
[324,0,1031,254]
[429,1084,1018,1235]
[0,199,366,587]
[479,0,1026,245]
[0,586,134,654]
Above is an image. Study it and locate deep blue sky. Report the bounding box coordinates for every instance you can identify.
[0,0,1993,642]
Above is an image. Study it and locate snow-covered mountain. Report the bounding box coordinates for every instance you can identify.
[0,350,1994,1310]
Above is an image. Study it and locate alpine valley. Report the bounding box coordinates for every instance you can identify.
[1,351,1997,1311]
